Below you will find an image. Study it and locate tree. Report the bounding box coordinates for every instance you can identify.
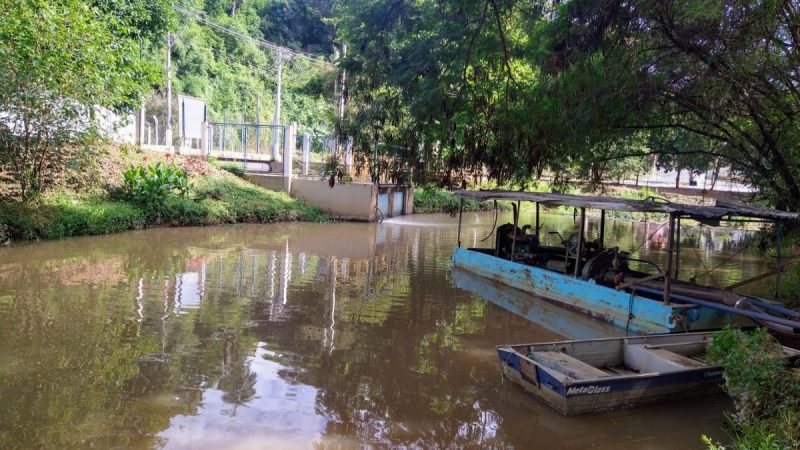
[0,0,162,199]
[335,0,800,209]
[534,0,800,208]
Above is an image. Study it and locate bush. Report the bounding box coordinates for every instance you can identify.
[413,187,495,215]
[122,162,189,206]
[704,327,800,449]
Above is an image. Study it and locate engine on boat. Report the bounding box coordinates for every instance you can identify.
[494,221,653,288]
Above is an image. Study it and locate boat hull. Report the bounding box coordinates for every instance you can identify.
[452,247,748,334]
[497,346,723,415]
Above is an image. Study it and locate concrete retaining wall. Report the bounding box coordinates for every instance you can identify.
[242,174,413,222]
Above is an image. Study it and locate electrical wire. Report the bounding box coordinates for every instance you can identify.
[173,4,332,69]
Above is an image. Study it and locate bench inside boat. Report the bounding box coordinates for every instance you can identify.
[522,333,712,381]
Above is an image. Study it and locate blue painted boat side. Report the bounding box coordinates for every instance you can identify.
[455,248,678,333]
[453,248,745,334]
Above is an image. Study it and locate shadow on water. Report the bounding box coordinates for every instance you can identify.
[0,213,754,449]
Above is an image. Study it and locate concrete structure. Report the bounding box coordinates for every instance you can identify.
[243,174,413,222]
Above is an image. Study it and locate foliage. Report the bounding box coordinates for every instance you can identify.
[320,154,352,188]
[1,159,327,242]
[413,187,495,215]
[335,0,800,210]
[167,0,335,137]
[0,0,163,200]
[122,162,189,206]
[0,192,147,241]
[705,327,800,449]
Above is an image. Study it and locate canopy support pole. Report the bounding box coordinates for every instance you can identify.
[457,199,463,248]
[511,201,520,262]
[599,209,606,249]
[776,222,782,300]
[663,213,675,304]
[675,215,681,279]
[574,207,586,278]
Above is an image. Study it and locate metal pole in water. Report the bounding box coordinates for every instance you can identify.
[457,199,464,248]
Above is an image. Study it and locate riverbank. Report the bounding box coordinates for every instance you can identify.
[0,146,327,244]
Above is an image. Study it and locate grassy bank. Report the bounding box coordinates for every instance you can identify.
[0,146,327,243]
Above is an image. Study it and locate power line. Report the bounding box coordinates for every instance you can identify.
[172,4,333,69]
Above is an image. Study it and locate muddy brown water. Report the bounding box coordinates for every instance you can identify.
[0,212,772,449]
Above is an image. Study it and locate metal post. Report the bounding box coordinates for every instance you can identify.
[599,209,606,249]
[151,116,159,146]
[776,222,782,300]
[201,121,208,159]
[242,115,247,173]
[165,32,173,149]
[256,95,261,154]
[675,216,681,279]
[663,213,675,304]
[511,202,520,262]
[272,51,284,160]
[222,112,227,152]
[535,202,540,242]
[302,134,311,175]
[574,207,586,278]
[283,122,295,192]
[457,199,464,248]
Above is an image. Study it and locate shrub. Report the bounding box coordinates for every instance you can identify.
[704,327,800,449]
[122,162,189,206]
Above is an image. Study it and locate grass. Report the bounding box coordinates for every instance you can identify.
[0,149,328,243]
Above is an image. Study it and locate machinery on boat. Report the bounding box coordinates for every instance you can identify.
[451,190,800,342]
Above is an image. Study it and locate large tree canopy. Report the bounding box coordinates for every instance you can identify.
[335,0,800,209]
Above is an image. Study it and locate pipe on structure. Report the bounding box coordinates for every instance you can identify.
[635,285,800,331]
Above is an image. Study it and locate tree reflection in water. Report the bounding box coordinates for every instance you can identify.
[0,218,765,449]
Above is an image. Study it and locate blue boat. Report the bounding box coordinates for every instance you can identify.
[451,190,800,337]
[497,332,800,415]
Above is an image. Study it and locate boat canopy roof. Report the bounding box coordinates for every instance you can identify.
[453,190,798,222]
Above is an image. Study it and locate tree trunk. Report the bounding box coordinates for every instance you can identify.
[675,169,680,189]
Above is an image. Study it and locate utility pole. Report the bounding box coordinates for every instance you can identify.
[338,44,346,123]
[272,51,284,160]
[332,47,339,155]
[165,31,173,149]
[337,44,347,156]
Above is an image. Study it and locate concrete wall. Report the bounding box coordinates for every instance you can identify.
[292,177,377,221]
[241,174,415,222]
[243,174,284,192]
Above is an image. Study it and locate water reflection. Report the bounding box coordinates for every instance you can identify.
[0,215,762,449]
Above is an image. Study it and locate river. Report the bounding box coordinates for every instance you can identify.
[0,212,773,449]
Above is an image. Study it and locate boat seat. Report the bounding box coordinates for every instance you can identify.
[532,351,612,380]
[624,344,706,373]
